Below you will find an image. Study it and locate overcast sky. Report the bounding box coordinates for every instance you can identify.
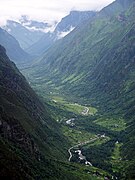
[0,0,115,25]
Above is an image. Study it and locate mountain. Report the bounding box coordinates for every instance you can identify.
[0,28,32,65]
[0,45,103,179]
[55,10,96,32]
[30,0,135,98]
[20,15,53,30]
[3,20,45,49]
[26,32,54,56]
[0,44,64,178]
[24,0,135,178]
[26,11,96,56]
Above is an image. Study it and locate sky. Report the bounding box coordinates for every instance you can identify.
[0,0,115,26]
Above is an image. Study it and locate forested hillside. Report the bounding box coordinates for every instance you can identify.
[0,45,101,179]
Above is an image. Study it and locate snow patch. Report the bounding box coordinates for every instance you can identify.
[57,26,75,39]
[7,28,11,32]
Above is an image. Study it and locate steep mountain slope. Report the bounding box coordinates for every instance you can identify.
[3,20,45,49]
[23,0,135,178]
[26,32,54,56]
[26,11,96,56]
[0,28,32,65]
[29,0,135,100]
[0,44,64,177]
[55,11,96,33]
[0,45,101,179]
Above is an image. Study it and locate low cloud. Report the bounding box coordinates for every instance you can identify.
[57,26,75,39]
[0,0,115,26]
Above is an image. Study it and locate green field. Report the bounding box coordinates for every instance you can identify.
[111,142,127,177]
[62,126,96,145]
[51,95,97,116]
[94,117,126,131]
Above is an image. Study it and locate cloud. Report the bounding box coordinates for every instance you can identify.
[57,26,75,39]
[0,0,115,26]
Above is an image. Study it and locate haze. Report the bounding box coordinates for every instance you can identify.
[0,0,115,25]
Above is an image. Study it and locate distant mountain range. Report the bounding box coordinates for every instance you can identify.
[0,10,97,67]
[2,11,96,57]
[0,27,32,65]
[26,11,96,56]
[3,20,45,49]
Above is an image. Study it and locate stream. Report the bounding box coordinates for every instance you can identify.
[68,137,98,166]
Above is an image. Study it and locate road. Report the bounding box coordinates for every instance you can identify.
[68,137,98,162]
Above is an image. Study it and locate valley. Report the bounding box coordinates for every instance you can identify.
[1,0,135,179]
[21,48,132,179]
[25,77,127,179]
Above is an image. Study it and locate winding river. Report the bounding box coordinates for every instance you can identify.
[68,137,98,165]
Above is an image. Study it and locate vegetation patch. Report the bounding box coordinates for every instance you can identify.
[51,95,97,116]
[110,142,129,178]
[94,117,126,131]
[62,126,95,145]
